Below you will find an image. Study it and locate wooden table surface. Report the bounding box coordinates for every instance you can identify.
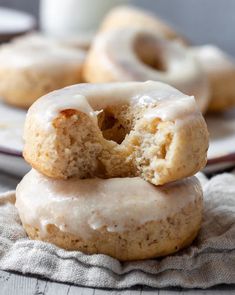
[0,270,234,295]
[0,172,234,295]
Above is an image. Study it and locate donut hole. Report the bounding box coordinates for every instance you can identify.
[97,108,128,144]
[134,34,167,72]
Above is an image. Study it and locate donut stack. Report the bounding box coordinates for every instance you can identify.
[16,81,209,261]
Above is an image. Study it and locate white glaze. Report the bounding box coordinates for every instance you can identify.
[26,81,200,133]
[193,45,235,73]
[88,27,209,112]
[13,32,93,50]
[16,169,202,238]
[143,96,196,121]
[0,37,85,69]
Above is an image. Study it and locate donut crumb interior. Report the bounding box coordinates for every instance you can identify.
[41,105,176,184]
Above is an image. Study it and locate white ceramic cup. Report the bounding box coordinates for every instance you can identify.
[40,0,130,36]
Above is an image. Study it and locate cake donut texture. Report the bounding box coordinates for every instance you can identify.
[101,6,188,44]
[83,28,210,113]
[193,45,235,112]
[16,170,203,261]
[23,81,209,185]
[0,40,85,108]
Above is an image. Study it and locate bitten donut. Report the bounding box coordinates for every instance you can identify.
[192,45,235,112]
[100,5,188,44]
[16,169,203,261]
[83,28,210,113]
[0,39,85,108]
[23,81,209,185]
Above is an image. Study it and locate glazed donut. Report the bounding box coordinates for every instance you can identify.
[192,45,235,112]
[0,38,85,108]
[23,81,208,185]
[83,27,210,113]
[16,169,203,261]
[100,5,189,45]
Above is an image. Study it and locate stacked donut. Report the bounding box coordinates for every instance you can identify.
[16,81,209,261]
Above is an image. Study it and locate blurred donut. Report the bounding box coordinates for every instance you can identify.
[83,27,210,113]
[0,38,85,108]
[193,45,235,112]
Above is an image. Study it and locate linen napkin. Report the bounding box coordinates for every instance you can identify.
[0,172,234,289]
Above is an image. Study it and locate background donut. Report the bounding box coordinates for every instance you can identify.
[0,37,86,108]
[83,27,210,113]
[193,45,235,112]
